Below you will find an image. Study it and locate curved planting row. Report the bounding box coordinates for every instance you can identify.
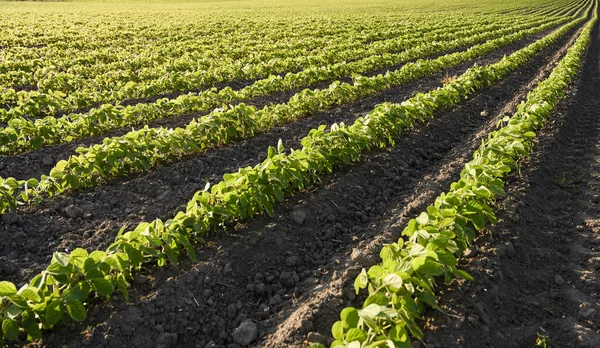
[0,8,586,343]
[318,5,596,348]
[0,15,566,154]
[0,14,582,215]
[0,13,550,122]
[0,13,432,77]
[0,14,523,102]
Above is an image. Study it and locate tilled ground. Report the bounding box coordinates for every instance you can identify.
[422,17,600,348]
[0,24,573,290]
[0,23,562,180]
[1,19,585,348]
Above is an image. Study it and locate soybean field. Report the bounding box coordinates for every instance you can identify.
[0,0,599,347]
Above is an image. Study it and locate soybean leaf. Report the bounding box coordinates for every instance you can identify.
[0,281,17,296]
[65,300,87,322]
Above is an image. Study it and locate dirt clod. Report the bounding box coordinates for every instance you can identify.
[291,209,307,225]
[307,332,328,345]
[232,320,258,346]
[65,204,82,218]
[1,212,18,225]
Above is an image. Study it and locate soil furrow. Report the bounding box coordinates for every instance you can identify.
[12,20,583,348]
[0,23,581,290]
[421,16,600,348]
[0,23,561,181]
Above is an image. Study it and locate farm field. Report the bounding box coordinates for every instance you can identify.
[0,0,599,346]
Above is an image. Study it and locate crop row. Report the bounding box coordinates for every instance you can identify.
[320,4,596,348]
[0,14,566,155]
[0,14,579,215]
[0,20,428,90]
[0,14,549,121]
[0,7,586,343]
[520,0,586,16]
[0,14,508,91]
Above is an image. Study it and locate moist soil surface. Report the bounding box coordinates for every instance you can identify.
[0,17,589,348]
[0,23,575,289]
[421,16,600,348]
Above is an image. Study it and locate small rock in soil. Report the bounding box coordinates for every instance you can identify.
[592,195,600,204]
[279,271,295,288]
[227,304,237,319]
[322,228,335,240]
[156,332,178,348]
[291,209,307,225]
[13,231,27,245]
[1,212,18,225]
[350,248,379,267]
[65,204,82,218]
[554,274,565,285]
[307,332,328,345]
[254,283,266,294]
[232,320,258,346]
[578,307,596,319]
[285,256,300,267]
[300,319,314,334]
[343,287,357,301]
[42,156,54,166]
[0,256,17,275]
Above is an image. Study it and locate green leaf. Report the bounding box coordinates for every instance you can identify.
[267,146,275,159]
[45,300,63,326]
[53,252,70,267]
[340,307,359,329]
[63,282,90,302]
[65,300,87,322]
[363,293,389,307]
[410,256,427,270]
[91,278,114,297]
[345,328,367,343]
[69,248,89,268]
[6,305,23,319]
[124,243,143,266]
[470,213,485,230]
[18,287,42,302]
[416,212,429,225]
[354,269,368,293]
[383,273,403,291]
[417,259,444,276]
[2,319,19,341]
[0,281,17,296]
[66,174,81,189]
[331,320,344,340]
[402,219,417,236]
[47,261,70,275]
[116,273,130,301]
[26,323,42,340]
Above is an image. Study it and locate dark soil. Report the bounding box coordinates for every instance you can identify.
[0,18,584,348]
[421,15,600,348]
[0,22,562,180]
[0,22,578,289]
